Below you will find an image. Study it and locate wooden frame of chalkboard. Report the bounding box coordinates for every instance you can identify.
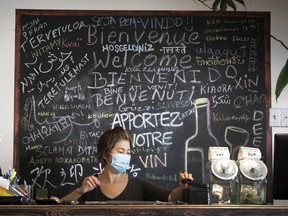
[14,9,271,202]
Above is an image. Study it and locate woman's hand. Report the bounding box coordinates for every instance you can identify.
[59,175,101,202]
[179,172,193,188]
[179,172,193,181]
[78,175,101,194]
[168,172,193,202]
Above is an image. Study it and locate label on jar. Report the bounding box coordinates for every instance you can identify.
[238,146,261,160]
[208,147,230,160]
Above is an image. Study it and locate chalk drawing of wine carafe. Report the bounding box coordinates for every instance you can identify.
[184,97,219,182]
[224,126,249,160]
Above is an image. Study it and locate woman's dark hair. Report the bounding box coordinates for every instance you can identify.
[96,126,132,165]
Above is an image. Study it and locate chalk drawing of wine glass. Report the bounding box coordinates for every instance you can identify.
[224,126,250,160]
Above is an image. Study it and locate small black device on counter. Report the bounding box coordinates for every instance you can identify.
[181,179,209,204]
[35,199,60,205]
[181,179,208,188]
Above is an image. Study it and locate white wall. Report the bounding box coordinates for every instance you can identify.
[0,0,288,200]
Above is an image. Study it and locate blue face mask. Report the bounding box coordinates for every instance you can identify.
[109,153,131,174]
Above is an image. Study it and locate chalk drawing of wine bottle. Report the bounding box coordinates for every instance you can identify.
[184,97,219,182]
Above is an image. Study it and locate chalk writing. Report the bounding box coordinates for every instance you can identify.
[15,11,269,197]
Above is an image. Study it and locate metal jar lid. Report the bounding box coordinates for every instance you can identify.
[238,159,267,181]
[211,159,238,180]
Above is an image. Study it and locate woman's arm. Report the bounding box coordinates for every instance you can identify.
[59,187,85,202]
[168,172,193,202]
[59,175,101,202]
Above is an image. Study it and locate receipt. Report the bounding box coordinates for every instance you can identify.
[0,177,10,189]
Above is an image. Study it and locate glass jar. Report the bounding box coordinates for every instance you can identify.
[206,159,238,204]
[236,159,267,204]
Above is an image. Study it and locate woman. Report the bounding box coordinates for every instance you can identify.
[60,126,193,202]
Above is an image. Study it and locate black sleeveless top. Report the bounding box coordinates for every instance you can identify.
[79,176,171,202]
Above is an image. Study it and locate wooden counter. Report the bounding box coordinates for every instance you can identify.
[0,204,288,216]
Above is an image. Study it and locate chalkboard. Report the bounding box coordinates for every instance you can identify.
[14,10,271,200]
